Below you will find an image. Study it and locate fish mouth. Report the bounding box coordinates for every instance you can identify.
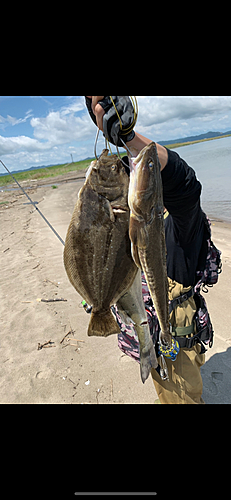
[112,205,129,214]
[129,157,138,173]
[113,209,127,214]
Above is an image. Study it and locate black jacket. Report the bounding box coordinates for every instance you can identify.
[162,148,207,287]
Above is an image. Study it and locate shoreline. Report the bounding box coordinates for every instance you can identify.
[166,133,231,150]
[206,216,231,228]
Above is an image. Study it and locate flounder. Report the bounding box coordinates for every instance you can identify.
[64,150,137,338]
[64,149,157,382]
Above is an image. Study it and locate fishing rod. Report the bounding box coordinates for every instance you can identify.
[0,159,65,247]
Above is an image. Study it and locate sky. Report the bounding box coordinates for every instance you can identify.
[0,95,230,173]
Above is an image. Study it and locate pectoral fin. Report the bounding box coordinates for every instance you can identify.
[131,243,142,268]
[104,199,115,223]
[129,216,149,249]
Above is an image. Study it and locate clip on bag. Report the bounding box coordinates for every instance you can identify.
[195,214,222,293]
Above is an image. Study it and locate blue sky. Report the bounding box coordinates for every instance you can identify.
[0,96,230,173]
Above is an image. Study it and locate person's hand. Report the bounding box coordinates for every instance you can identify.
[85,96,136,147]
[86,96,105,131]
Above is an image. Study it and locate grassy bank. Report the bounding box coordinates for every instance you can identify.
[166,133,231,150]
[0,159,91,187]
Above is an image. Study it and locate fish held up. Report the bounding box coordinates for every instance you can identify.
[64,149,138,338]
[128,142,172,347]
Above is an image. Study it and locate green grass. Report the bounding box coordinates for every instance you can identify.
[166,134,231,150]
[0,159,92,187]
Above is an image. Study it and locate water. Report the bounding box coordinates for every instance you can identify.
[173,136,231,222]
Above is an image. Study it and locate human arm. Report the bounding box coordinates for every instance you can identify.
[126,133,168,171]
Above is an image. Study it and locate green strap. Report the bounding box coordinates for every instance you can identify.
[172,323,195,337]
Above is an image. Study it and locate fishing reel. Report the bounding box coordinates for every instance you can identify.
[158,337,180,362]
[157,333,180,382]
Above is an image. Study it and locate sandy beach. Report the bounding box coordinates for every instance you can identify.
[1,171,231,404]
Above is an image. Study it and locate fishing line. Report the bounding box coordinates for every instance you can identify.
[94,96,138,164]
[0,159,65,247]
[109,96,138,135]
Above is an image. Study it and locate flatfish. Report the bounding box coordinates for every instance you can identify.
[64,149,157,381]
[64,150,137,337]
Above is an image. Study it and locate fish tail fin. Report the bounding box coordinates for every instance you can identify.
[88,309,120,338]
[140,340,158,384]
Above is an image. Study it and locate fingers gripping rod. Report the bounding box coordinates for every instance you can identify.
[0,160,65,247]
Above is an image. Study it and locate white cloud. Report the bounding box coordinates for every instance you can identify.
[137,96,231,128]
[30,97,94,146]
[0,98,95,162]
[1,96,230,172]
[0,109,34,128]
[31,111,93,145]
[0,135,46,155]
[135,96,231,141]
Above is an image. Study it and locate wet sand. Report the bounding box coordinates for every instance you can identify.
[1,171,231,404]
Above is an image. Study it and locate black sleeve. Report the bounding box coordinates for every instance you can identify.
[162,148,202,213]
[161,148,203,244]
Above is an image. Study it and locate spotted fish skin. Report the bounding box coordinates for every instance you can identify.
[128,142,172,347]
[64,150,138,338]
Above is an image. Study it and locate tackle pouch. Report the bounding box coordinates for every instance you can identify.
[196,213,222,292]
[170,290,214,354]
[116,273,214,364]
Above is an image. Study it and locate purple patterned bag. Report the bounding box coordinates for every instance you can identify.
[115,273,160,364]
[116,271,215,363]
[116,216,221,362]
[195,216,222,293]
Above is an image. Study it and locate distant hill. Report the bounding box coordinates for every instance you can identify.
[158,130,231,146]
[0,131,230,176]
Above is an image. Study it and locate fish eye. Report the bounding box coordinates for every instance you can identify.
[149,162,154,170]
[111,165,117,171]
